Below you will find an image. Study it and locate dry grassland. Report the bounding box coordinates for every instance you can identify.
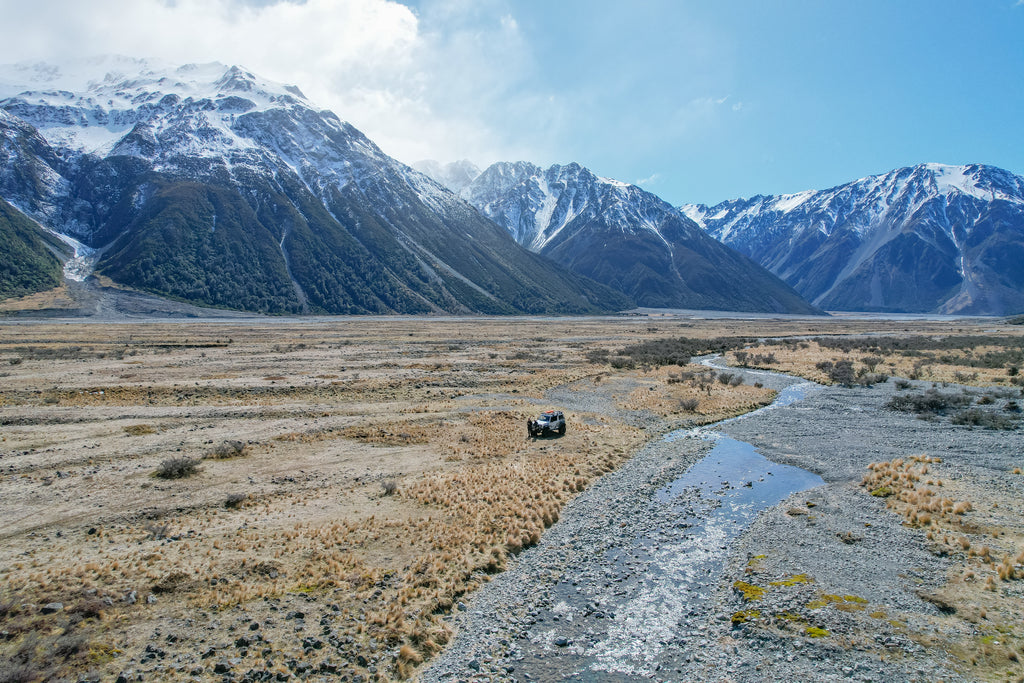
[0,314,1020,681]
[733,337,1024,387]
[861,455,1024,680]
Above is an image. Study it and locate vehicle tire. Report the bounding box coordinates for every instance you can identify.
[558,424,565,435]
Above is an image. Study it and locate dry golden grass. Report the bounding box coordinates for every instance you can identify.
[861,455,1024,681]
[620,363,776,422]
[0,314,1019,681]
[735,338,1024,387]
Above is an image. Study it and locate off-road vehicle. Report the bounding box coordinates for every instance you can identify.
[528,410,566,437]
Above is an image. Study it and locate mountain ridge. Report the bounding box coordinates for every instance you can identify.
[460,161,821,314]
[0,60,630,314]
[682,163,1024,315]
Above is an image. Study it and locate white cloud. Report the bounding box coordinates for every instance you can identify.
[634,173,661,187]
[0,0,536,166]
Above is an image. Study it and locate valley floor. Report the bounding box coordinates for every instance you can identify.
[424,366,1024,682]
[0,315,1021,682]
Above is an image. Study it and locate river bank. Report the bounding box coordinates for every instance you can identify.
[424,362,1023,682]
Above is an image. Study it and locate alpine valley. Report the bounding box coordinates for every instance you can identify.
[0,58,633,315]
[428,160,820,315]
[682,164,1024,315]
[2,59,1021,318]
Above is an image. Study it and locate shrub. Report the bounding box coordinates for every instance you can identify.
[678,398,700,412]
[206,440,250,459]
[616,336,753,368]
[154,456,200,479]
[886,389,972,416]
[225,493,249,509]
[817,360,856,386]
[862,356,883,372]
[951,409,1018,430]
[144,521,171,540]
[381,480,398,496]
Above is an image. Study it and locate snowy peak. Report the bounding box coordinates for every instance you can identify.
[685,163,1024,315]
[684,163,1024,244]
[0,59,628,316]
[463,160,690,251]
[459,159,819,314]
[0,59,316,157]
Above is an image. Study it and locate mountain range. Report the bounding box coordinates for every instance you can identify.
[2,59,1021,317]
[451,161,819,314]
[0,59,629,315]
[682,163,1024,315]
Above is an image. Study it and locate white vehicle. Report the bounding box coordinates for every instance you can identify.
[528,410,566,437]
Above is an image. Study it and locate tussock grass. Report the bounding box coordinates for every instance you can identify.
[122,424,156,436]
[3,318,1019,681]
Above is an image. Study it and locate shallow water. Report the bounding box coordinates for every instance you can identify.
[584,372,826,676]
[430,363,831,681]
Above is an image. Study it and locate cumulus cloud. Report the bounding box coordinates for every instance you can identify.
[0,0,538,165]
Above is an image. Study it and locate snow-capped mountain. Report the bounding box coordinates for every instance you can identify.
[460,161,820,314]
[683,164,1024,315]
[0,59,628,314]
[412,159,481,194]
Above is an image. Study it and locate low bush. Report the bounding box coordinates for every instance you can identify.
[144,521,172,539]
[886,389,972,416]
[154,456,200,479]
[678,398,700,412]
[858,373,889,386]
[206,440,250,459]
[224,493,249,509]
[951,409,1018,430]
[614,336,753,368]
[817,359,856,386]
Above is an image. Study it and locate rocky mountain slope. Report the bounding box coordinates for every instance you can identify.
[0,59,628,314]
[460,161,820,314]
[683,164,1024,315]
[0,196,66,299]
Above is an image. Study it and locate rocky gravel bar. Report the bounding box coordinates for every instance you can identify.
[422,361,1023,682]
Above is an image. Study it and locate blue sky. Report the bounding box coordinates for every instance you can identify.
[1,0,1022,205]
[402,0,1024,204]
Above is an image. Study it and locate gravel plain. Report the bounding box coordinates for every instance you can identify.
[423,360,1024,683]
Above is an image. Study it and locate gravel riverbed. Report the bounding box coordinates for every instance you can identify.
[422,362,1022,682]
